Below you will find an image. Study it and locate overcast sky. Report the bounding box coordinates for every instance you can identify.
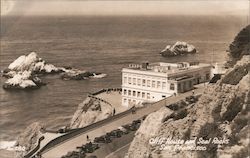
[1,0,249,16]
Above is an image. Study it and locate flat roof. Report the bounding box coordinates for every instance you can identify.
[123,62,212,75]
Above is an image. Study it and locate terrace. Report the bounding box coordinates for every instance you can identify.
[95,90,128,114]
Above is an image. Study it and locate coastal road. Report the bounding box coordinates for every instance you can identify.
[41,86,205,158]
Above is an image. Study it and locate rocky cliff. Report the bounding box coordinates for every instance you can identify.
[70,96,113,128]
[227,25,250,67]
[14,122,44,158]
[127,26,250,158]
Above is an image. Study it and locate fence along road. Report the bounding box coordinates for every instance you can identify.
[41,87,204,158]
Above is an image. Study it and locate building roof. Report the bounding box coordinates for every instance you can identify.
[123,62,211,75]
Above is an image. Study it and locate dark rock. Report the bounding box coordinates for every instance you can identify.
[32,76,47,87]
[2,83,39,90]
[61,71,95,80]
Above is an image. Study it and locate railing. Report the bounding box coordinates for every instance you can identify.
[88,94,112,107]
[35,106,134,157]
[91,88,122,96]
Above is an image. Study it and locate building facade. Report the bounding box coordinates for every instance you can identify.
[121,62,212,107]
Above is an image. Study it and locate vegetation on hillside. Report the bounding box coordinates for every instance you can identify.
[227,25,250,66]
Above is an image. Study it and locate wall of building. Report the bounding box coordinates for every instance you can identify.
[122,70,174,107]
[121,87,172,107]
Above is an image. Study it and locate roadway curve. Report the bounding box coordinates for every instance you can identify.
[37,87,204,158]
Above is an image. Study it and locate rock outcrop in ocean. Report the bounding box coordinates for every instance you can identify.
[127,25,250,158]
[70,96,113,128]
[61,69,106,80]
[2,52,106,89]
[160,41,196,57]
[2,52,59,89]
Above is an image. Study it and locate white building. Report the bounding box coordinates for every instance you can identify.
[121,62,212,107]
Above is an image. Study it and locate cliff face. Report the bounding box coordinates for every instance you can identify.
[127,55,249,158]
[70,96,113,129]
[127,108,173,158]
[227,25,250,67]
[14,122,44,158]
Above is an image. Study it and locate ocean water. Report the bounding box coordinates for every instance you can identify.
[0,15,246,146]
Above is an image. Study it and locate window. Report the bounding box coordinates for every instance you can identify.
[128,90,131,96]
[128,77,132,84]
[128,99,131,104]
[137,79,141,86]
[162,82,166,90]
[123,98,127,104]
[133,78,136,85]
[152,81,156,88]
[123,77,127,84]
[137,91,141,97]
[157,81,161,89]
[142,92,145,98]
[123,89,127,95]
[142,79,146,87]
[147,80,151,87]
[133,91,136,97]
[170,83,175,90]
[147,93,150,99]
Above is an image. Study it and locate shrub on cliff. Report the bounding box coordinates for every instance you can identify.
[197,123,222,158]
[227,25,250,66]
[221,63,250,85]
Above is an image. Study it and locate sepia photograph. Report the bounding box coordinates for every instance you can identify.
[0,0,249,158]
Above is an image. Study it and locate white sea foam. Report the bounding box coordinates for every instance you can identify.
[91,73,107,78]
[0,141,16,150]
[0,141,25,151]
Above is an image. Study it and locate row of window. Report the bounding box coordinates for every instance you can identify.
[123,98,140,105]
[123,76,167,90]
[123,89,151,99]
